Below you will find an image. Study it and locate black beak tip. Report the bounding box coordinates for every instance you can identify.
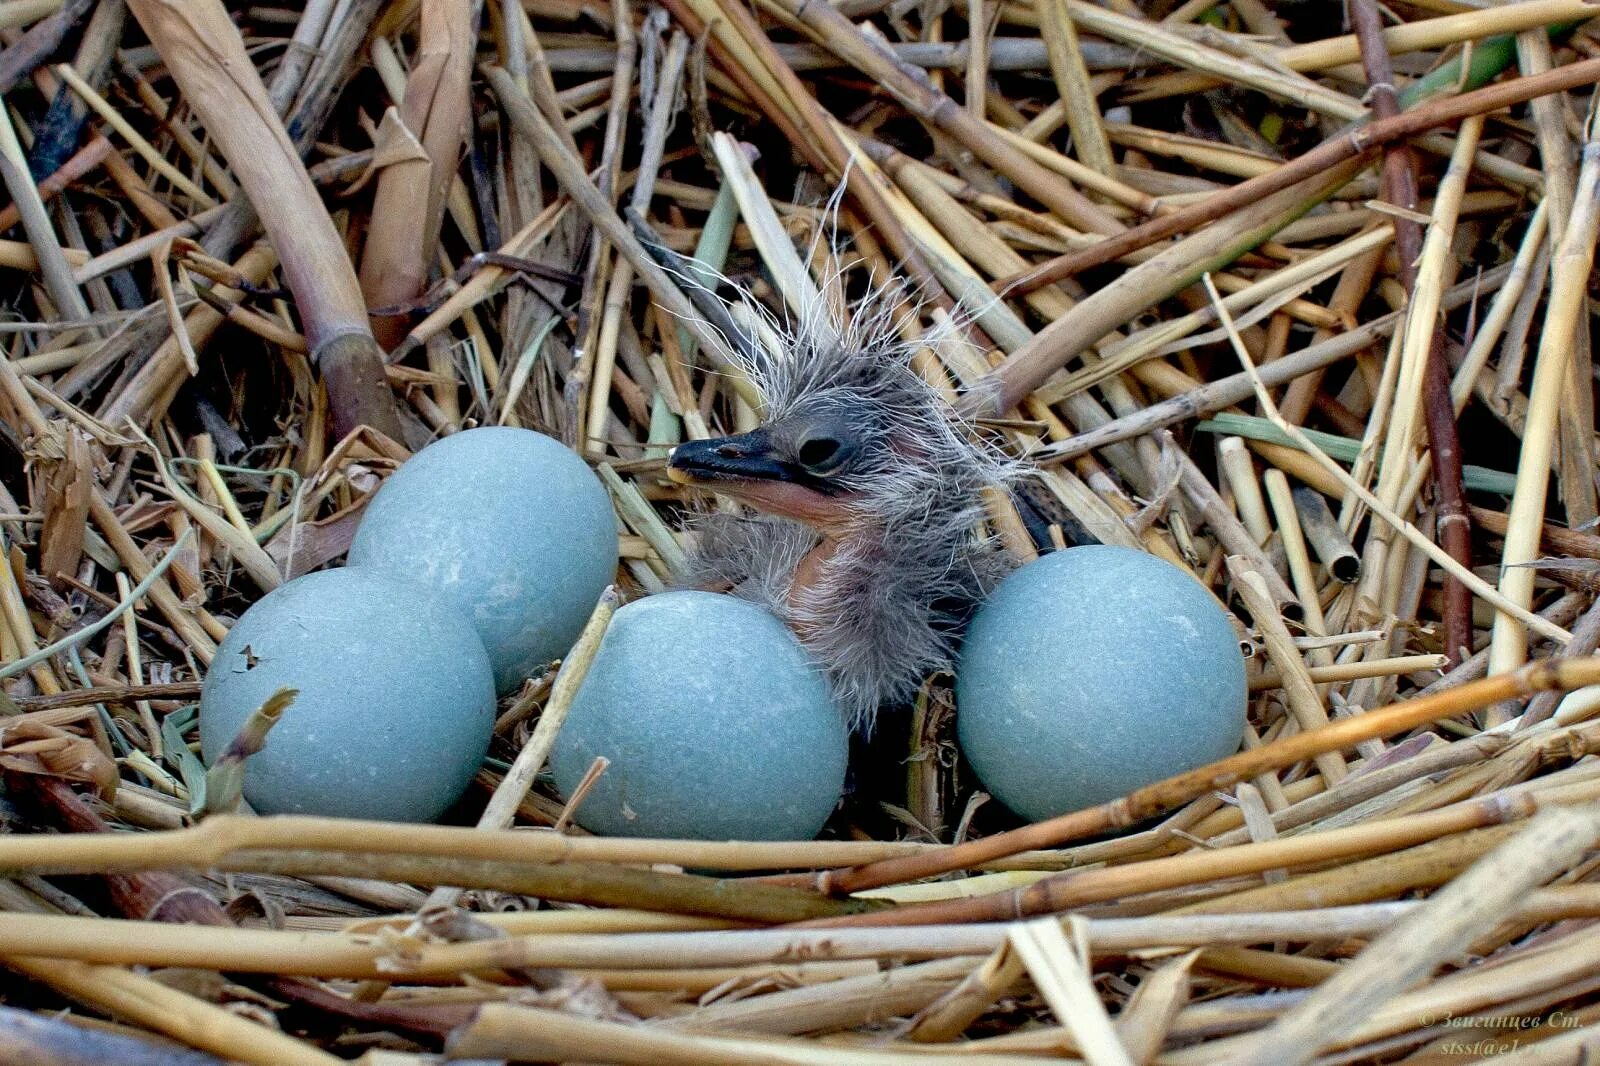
[667,432,792,486]
[666,438,714,472]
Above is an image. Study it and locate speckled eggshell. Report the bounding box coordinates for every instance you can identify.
[549,591,847,840]
[348,427,618,693]
[957,545,1246,823]
[199,567,496,822]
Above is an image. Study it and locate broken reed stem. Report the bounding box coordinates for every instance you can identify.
[968,155,1369,420]
[812,658,1600,900]
[124,0,401,440]
[1352,0,1473,668]
[1200,273,1567,647]
[763,0,1121,236]
[1232,803,1600,1066]
[1227,557,1346,784]
[358,0,476,351]
[1038,263,1512,462]
[0,528,194,681]
[4,956,342,1066]
[994,56,1600,301]
[1491,126,1600,677]
[421,587,617,912]
[482,65,729,364]
[1008,918,1131,1066]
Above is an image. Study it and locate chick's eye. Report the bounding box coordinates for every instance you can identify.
[798,435,846,473]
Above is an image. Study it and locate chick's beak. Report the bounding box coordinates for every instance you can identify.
[667,430,855,531]
[667,429,795,488]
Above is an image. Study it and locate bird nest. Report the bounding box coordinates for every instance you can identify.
[1,0,1599,1063]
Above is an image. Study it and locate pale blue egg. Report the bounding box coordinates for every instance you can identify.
[199,567,496,822]
[349,427,618,693]
[550,591,847,840]
[957,545,1246,822]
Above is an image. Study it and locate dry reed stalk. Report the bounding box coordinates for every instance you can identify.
[0,912,394,978]
[823,790,1545,928]
[447,1000,1047,1064]
[1260,469,1332,652]
[358,0,476,351]
[1250,655,1446,693]
[1204,1,1594,77]
[996,57,1600,301]
[186,849,871,923]
[86,491,218,658]
[1351,0,1474,666]
[1227,804,1600,1065]
[484,65,728,362]
[1034,260,1509,458]
[1009,918,1132,1066]
[72,203,229,282]
[1049,225,1393,402]
[124,0,401,440]
[1490,117,1600,677]
[712,131,828,336]
[763,0,1121,236]
[0,97,88,322]
[386,891,1600,976]
[0,808,1067,874]
[1229,558,1345,782]
[1217,440,1269,548]
[421,587,615,913]
[1037,0,1111,177]
[3,957,342,1065]
[51,62,212,207]
[808,659,1600,902]
[1201,273,1569,644]
[969,156,1367,418]
[694,0,946,298]
[1452,199,1550,413]
[583,29,687,456]
[132,429,280,591]
[1520,32,1598,536]
[663,955,973,1035]
[397,198,569,353]
[1173,442,1298,612]
[0,235,85,270]
[1068,2,1365,122]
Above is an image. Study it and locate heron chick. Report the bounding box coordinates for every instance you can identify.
[667,294,1020,734]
